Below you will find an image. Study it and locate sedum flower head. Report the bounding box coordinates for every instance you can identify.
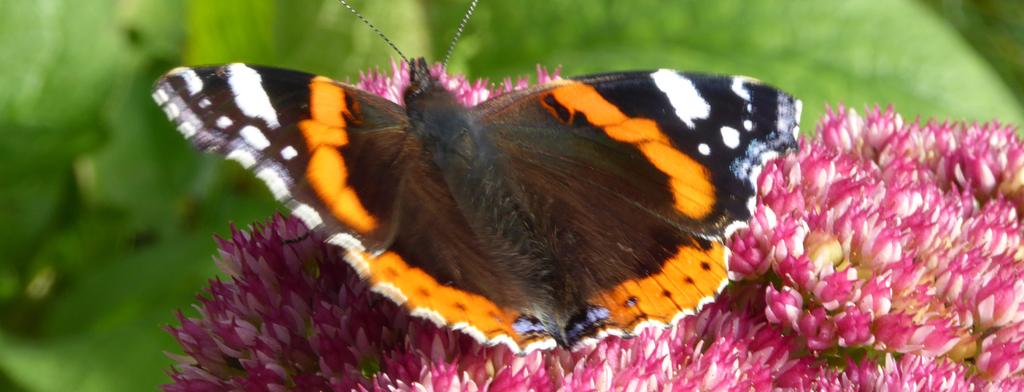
[742,105,1024,387]
[165,64,1024,391]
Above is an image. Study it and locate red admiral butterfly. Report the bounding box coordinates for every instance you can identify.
[153,6,800,353]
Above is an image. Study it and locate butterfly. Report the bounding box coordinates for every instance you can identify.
[152,56,800,352]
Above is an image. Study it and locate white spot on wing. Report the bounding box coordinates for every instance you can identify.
[152,89,169,104]
[735,149,779,226]
[450,322,488,342]
[161,102,180,120]
[225,64,281,128]
[743,119,753,131]
[651,69,710,128]
[524,339,558,352]
[731,77,751,101]
[698,143,711,156]
[226,149,257,168]
[721,126,741,149]
[327,233,365,252]
[255,167,290,200]
[485,335,519,351]
[371,282,409,305]
[343,251,370,277]
[410,308,447,327]
[777,95,800,139]
[239,125,271,150]
[723,220,749,239]
[177,121,197,138]
[291,203,323,228]
[280,146,298,160]
[198,98,212,108]
[174,68,204,96]
[217,116,233,129]
[793,99,804,139]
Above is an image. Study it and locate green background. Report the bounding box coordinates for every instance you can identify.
[1,0,1021,390]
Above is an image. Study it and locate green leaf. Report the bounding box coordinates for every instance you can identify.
[184,0,276,64]
[919,0,1024,117]
[274,0,430,77]
[0,0,131,127]
[0,0,155,312]
[20,208,274,389]
[183,0,431,78]
[0,322,177,392]
[0,172,67,281]
[40,232,216,337]
[118,0,187,61]
[41,185,278,338]
[0,0,131,270]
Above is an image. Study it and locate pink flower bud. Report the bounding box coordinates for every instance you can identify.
[765,286,803,329]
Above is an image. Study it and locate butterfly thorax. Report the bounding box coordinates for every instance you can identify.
[403,57,517,211]
[402,60,550,306]
[404,58,488,166]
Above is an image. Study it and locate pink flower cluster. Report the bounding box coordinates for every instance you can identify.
[164,64,1024,391]
[734,106,1024,387]
[357,60,561,106]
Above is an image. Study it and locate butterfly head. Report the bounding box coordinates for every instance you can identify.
[404,58,442,102]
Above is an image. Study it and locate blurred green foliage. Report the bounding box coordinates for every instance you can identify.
[921,0,1024,115]
[0,0,1021,390]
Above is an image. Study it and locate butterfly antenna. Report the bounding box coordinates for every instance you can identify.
[441,0,480,69]
[337,0,409,64]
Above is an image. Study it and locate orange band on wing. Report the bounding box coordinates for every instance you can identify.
[640,143,716,221]
[300,120,349,149]
[592,241,727,329]
[301,78,378,233]
[546,83,715,220]
[309,76,348,128]
[364,251,522,341]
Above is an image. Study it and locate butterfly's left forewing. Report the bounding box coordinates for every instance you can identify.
[153,64,411,252]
